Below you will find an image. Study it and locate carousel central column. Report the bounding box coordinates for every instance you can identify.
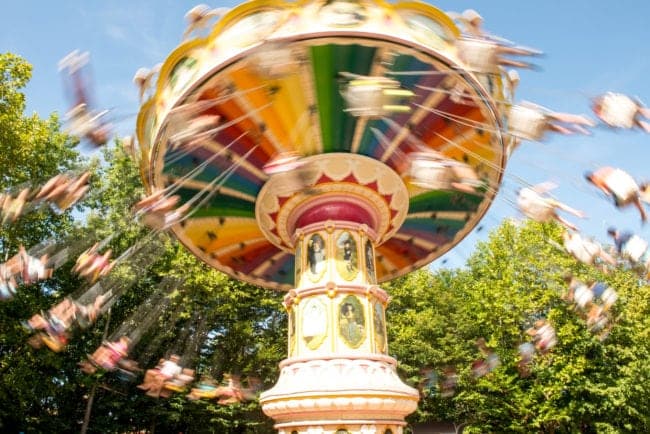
[258,154,419,434]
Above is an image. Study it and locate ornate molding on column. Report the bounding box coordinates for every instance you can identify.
[261,356,418,425]
[277,425,405,434]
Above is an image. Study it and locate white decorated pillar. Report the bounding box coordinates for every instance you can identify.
[257,154,419,434]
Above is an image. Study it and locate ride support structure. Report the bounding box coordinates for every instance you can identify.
[137,0,511,432]
[257,154,418,433]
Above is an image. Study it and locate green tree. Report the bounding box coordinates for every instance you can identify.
[0,53,81,250]
[0,54,286,433]
[66,140,287,433]
[0,52,87,432]
[3,52,649,434]
[388,220,650,433]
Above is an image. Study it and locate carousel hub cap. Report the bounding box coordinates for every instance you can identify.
[256,153,409,250]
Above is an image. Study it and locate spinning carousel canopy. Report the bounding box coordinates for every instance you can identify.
[136,0,509,290]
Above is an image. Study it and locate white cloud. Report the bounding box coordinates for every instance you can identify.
[105,24,128,42]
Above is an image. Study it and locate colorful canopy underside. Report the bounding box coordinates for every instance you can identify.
[137,0,507,290]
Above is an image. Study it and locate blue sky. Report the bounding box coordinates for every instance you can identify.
[3,1,650,269]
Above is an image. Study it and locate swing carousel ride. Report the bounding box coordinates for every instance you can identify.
[5,0,650,433]
[133,0,544,432]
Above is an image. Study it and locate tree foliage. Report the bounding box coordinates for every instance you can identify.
[0,54,285,433]
[0,52,80,250]
[1,53,649,433]
[388,221,650,433]
[0,52,85,431]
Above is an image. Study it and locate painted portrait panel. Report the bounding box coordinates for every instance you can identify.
[294,239,302,286]
[169,56,198,91]
[288,307,296,357]
[365,239,376,284]
[319,0,368,27]
[219,9,284,48]
[307,233,327,282]
[373,301,386,354]
[335,231,358,281]
[338,295,366,348]
[302,297,327,350]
